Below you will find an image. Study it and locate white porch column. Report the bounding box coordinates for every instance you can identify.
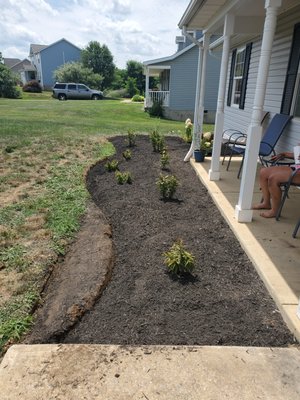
[145,68,150,108]
[235,0,282,222]
[209,13,234,180]
[184,43,203,161]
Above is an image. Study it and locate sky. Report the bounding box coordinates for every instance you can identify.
[0,0,190,68]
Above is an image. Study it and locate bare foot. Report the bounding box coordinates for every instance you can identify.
[260,210,277,218]
[252,203,271,210]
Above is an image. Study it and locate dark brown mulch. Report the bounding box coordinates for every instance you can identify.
[62,135,295,347]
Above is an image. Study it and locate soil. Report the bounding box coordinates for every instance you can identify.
[27,135,296,347]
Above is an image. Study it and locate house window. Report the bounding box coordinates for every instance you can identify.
[232,47,245,105]
[281,23,300,116]
[227,43,252,109]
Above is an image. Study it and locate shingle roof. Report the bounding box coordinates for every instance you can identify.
[29,44,48,55]
[3,58,22,68]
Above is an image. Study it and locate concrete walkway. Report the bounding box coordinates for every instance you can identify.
[0,344,299,399]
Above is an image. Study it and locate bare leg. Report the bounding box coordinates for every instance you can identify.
[259,167,293,218]
[252,168,271,210]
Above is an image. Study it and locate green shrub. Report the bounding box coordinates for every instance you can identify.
[122,149,132,160]
[148,99,164,118]
[163,239,195,275]
[115,171,133,184]
[0,63,20,98]
[105,159,119,172]
[127,130,136,147]
[150,129,165,153]
[156,174,178,200]
[22,80,42,93]
[131,94,144,102]
[160,148,170,169]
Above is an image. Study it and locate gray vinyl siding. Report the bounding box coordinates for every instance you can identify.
[169,46,220,112]
[224,5,300,152]
[169,45,198,111]
[149,44,221,116]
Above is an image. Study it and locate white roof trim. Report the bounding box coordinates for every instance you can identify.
[143,40,201,66]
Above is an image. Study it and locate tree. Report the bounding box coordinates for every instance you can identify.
[125,60,145,94]
[0,63,20,98]
[53,62,103,89]
[81,41,115,90]
[125,77,139,98]
[110,67,126,90]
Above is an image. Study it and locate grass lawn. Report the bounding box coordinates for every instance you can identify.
[0,93,214,353]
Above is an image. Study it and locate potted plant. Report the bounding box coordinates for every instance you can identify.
[194,132,214,162]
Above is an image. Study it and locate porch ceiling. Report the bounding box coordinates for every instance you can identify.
[179,0,299,33]
[143,65,170,77]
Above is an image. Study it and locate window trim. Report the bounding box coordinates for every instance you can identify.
[227,43,252,110]
[291,63,300,118]
[281,23,300,115]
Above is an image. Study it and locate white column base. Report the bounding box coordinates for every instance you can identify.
[235,204,253,222]
[208,169,220,181]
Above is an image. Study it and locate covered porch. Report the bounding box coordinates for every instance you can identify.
[144,65,170,108]
[191,155,300,340]
[179,0,300,222]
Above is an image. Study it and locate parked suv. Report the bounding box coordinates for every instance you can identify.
[52,83,103,100]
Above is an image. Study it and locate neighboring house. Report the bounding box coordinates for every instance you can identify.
[179,0,300,222]
[3,58,36,85]
[29,38,81,89]
[143,32,221,123]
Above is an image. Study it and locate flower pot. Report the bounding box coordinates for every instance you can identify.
[194,149,205,162]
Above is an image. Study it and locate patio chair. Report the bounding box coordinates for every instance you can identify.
[225,113,292,178]
[222,111,269,168]
[293,218,300,238]
[276,167,300,221]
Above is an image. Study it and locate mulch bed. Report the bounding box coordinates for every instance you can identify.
[62,135,296,347]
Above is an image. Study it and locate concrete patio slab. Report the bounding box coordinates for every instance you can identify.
[190,157,300,341]
[0,344,299,400]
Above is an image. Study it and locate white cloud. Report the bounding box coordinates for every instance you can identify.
[0,0,189,67]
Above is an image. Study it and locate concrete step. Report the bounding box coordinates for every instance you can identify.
[0,344,300,399]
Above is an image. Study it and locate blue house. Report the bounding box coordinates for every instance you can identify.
[143,32,221,123]
[29,38,81,89]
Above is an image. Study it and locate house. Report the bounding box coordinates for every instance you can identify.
[179,0,300,222]
[29,38,81,89]
[3,58,36,85]
[143,32,221,123]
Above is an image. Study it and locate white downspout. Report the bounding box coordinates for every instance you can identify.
[145,68,150,108]
[209,13,234,180]
[235,0,282,222]
[182,27,205,161]
[196,33,210,143]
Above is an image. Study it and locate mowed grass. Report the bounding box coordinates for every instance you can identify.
[0,94,213,353]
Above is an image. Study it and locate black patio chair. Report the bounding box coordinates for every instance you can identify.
[224,113,292,178]
[276,167,300,221]
[222,111,269,169]
[293,218,300,238]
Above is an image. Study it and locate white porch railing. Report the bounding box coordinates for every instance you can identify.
[145,90,170,108]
